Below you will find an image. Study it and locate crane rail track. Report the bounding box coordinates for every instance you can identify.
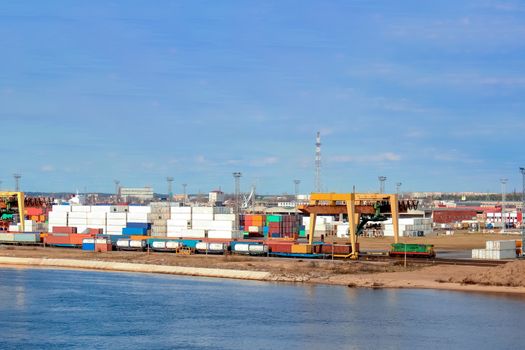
[359,254,510,267]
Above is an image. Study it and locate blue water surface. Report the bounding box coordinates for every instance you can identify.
[0,267,524,350]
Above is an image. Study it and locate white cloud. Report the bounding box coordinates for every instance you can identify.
[40,164,55,172]
[249,157,279,167]
[330,152,401,163]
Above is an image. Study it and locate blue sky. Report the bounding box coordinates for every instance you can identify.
[1,0,524,194]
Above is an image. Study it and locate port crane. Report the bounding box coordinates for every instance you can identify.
[299,192,418,259]
[0,192,26,232]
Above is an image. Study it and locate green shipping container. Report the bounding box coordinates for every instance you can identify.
[266,215,282,223]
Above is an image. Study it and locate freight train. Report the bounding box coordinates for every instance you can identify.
[0,231,435,259]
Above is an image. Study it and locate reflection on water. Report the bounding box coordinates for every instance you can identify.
[0,268,524,350]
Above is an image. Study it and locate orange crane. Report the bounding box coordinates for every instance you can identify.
[299,192,417,259]
[0,192,26,232]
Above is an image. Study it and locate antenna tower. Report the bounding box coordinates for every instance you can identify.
[315,131,321,192]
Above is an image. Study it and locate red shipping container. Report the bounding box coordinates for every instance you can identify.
[70,233,96,245]
[52,226,77,234]
[95,243,112,252]
[88,228,103,234]
[26,207,44,216]
[45,234,71,245]
[268,242,293,253]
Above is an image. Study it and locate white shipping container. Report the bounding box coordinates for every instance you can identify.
[486,240,516,250]
[170,213,192,221]
[86,219,106,225]
[68,218,88,225]
[91,206,111,213]
[107,212,127,220]
[86,212,107,219]
[171,207,192,214]
[107,219,126,226]
[171,229,205,238]
[71,205,91,213]
[68,212,89,219]
[49,211,68,219]
[211,221,234,230]
[207,230,234,239]
[128,206,151,214]
[192,207,214,214]
[127,213,150,222]
[51,205,71,213]
[193,213,214,221]
[215,214,236,221]
[213,207,232,214]
[192,220,214,229]
[167,219,191,227]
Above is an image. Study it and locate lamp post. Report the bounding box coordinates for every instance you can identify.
[501,178,508,234]
[520,167,525,255]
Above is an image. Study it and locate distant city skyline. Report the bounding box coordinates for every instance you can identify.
[1,1,524,194]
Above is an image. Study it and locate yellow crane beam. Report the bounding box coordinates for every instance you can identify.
[0,192,25,232]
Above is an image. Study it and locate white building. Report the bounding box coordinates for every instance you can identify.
[120,187,154,201]
[209,190,225,205]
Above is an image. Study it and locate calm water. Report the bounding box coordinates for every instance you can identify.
[0,268,524,350]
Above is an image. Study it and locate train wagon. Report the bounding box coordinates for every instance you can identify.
[389,243,435,258]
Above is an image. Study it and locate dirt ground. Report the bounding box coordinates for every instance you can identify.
[2,241,525,294]
[328,231,521,251]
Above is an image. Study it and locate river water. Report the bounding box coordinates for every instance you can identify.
[0,267,524,349]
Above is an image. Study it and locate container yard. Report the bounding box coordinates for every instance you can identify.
[1,190,523,264]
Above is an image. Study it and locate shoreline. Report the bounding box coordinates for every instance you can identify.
[1,256,525,296]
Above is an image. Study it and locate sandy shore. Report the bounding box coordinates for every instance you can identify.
[1,247,524,295]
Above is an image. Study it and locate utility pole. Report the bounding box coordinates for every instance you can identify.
[396,182,402,198]
[378,176,387,194]
[114,179,120,203]
[294,179,301,200]
[501,178,508,233]
[233,172,242,231]
[315,131,321,192]
[182,183,188,205]
[520,168,525,255]
[13,173,21,192]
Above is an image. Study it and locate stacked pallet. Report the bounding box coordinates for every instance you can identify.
[149,202,170,237]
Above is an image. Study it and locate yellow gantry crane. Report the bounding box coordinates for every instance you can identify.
[299,192,415,259]
[0,192,26,232]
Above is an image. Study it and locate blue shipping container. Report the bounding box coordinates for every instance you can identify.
[122,227,148,235]
[126,222,151,229]
[82,243,95,250]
